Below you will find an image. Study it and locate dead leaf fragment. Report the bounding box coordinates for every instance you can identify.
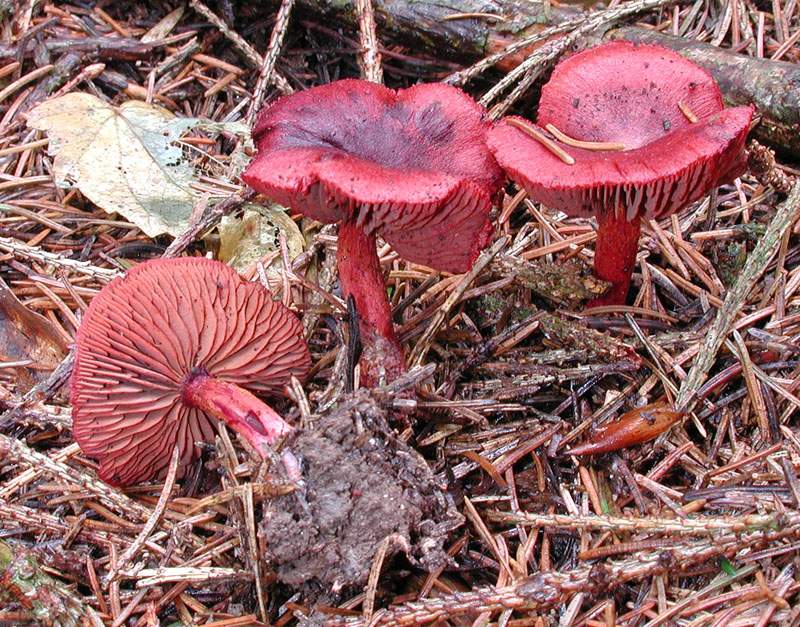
[0,277,67,392]
[218,203,306,288]
[141,5,185,42]
[496,255,608,308]
[27,93,199,237]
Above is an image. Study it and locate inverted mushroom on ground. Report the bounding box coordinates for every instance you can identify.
[487,41,754,306]
[71,257,311,485]
[242,79,504,385]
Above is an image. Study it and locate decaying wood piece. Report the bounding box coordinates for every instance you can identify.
[287,0,800,156]
[292,0,568,66]
[0,36,171,62]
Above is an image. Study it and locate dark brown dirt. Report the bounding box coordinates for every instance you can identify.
[261,389,463,595]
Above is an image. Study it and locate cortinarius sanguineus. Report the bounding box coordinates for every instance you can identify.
[242,79,503,384]
[488,41,753,305]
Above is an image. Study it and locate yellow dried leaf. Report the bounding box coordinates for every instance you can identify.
[27,93,199,237]
[218,204,306,288]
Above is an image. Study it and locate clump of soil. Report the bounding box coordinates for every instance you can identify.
[261,389,463,595]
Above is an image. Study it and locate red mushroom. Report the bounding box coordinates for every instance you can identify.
[242,79,503,385]
[71,257,311,485]
[487,41,754,306]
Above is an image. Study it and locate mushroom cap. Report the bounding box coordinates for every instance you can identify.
[487,41,754,220]
[71,257,311,485]
[242,79,504,273]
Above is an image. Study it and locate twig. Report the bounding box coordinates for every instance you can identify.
[0,442,79,498]
[0,433,152,521]
[105,447,181,584]
[364,535,410,621]
[245,0,296,126]
[355,0,384,83]
[0,64,53,103]
[486,510,782,535]
[0,501,114,546]
[243,483,269,622]
[479,0,681,116]
[676,181,800,411]
[505,117,575,164]
[118,566,253,587]
[0,400,71,430]
[384,364,437,396]
[445,18,582,86]
[408,236,508,368]
[0,236,120,281]
[188,0,292,94]
[340,518,800,626]
[0,351,74,429]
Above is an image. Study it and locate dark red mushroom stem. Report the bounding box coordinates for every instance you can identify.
[182,370,298,474]
[589,211,643,307]
[337,222,405,386]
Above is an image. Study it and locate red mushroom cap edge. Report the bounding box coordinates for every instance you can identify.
[242,79,504,273]
[487,41,754,220]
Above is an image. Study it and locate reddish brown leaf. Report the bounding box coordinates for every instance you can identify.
[569,402,683,456]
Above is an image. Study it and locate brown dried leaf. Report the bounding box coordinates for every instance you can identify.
[569,402,683,456]
[0,277,67,392]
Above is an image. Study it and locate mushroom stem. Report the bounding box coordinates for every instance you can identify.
[182,372,294,455]
[589,211,642,307]
[337,221,405,386]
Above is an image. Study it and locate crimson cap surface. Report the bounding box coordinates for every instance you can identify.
[71,257,310,485]
[242,79,504,273]
[487,41,754,220]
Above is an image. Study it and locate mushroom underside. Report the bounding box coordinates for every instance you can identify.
[71,257,310,485]
[261,392,462,595]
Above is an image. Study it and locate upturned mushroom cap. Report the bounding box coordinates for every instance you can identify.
[242,79,504,273]
[487,41,754,220]
[71,258,311,485]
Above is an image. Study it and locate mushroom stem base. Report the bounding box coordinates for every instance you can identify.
[337,222,405,386]
[589,211,642,307]
[182,373,293,457]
